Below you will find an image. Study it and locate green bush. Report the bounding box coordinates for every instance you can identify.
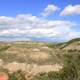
[9,70,26,80]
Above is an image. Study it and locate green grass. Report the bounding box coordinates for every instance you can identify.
[0,45,10,51]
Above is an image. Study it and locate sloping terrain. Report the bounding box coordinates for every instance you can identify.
[0,41,62,76]
[0,38,80,80]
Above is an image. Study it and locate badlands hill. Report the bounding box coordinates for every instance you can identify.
[0,38,80,80]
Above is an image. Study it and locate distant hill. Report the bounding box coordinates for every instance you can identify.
[61,38,80,51]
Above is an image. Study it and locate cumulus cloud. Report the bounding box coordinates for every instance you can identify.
[68,31,80,40]
[41,4,59,16]
[0,14,77,41]
[60,5,80,16]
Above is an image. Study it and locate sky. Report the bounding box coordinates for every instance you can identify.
[0,0,80,42]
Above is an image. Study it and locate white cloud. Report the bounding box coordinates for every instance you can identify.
[0,14,77,41]
[68,31,80,40]
[0,16,15,25]
[41,4,59,16]
[60,5,80,16]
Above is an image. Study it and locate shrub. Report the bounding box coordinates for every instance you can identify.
[9,70,26,80]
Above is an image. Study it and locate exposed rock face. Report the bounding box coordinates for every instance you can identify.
[0,61,62,74]
[31,64,62,74]
[30,52,50,61]
[32,48,40,52]
[0,59,4,67]
[3,62,27,73]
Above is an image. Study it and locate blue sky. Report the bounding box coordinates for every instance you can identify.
[0,0,80,42]
[0,0,80,16]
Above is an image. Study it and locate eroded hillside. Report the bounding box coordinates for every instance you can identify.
[0,38,80,80]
